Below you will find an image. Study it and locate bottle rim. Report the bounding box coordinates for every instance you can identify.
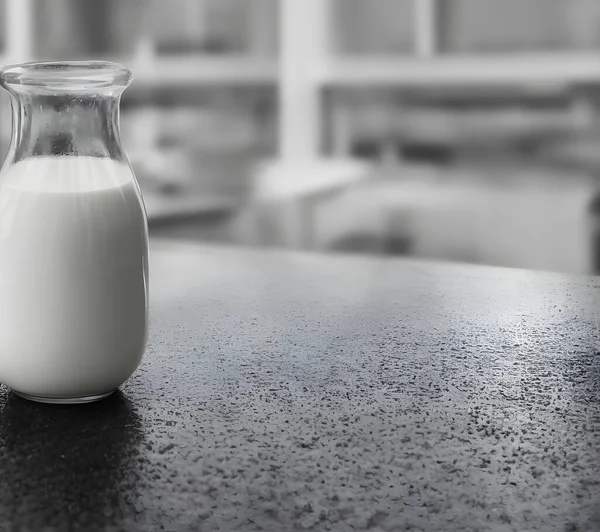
[0,61,133,92]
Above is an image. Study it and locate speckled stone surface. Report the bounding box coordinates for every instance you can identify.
[1,241,599,532]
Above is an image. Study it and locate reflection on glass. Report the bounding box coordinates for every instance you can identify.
[0,0,5,51]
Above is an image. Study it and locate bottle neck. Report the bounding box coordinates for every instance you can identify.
[8,90,126,164]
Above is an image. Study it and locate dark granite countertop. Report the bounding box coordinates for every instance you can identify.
[1,241,599,532]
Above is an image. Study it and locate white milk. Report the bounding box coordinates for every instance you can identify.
[0,156,148,400]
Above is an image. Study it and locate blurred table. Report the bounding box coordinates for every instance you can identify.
[0,241,599,531]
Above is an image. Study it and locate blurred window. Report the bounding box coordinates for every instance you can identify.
[152,0,249,55]
[332,0,415,56]
[440,0,600,53]
[32,0,278,59]
[33,0,145,58]
[152,0,278,56]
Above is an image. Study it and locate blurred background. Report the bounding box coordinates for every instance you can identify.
[3,0,600,274]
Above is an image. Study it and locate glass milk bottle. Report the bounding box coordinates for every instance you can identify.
[0,62,148,403]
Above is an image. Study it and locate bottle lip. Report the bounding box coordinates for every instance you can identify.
[0,61,133,92]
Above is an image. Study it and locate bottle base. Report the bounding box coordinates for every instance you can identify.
[12,389,116,404]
